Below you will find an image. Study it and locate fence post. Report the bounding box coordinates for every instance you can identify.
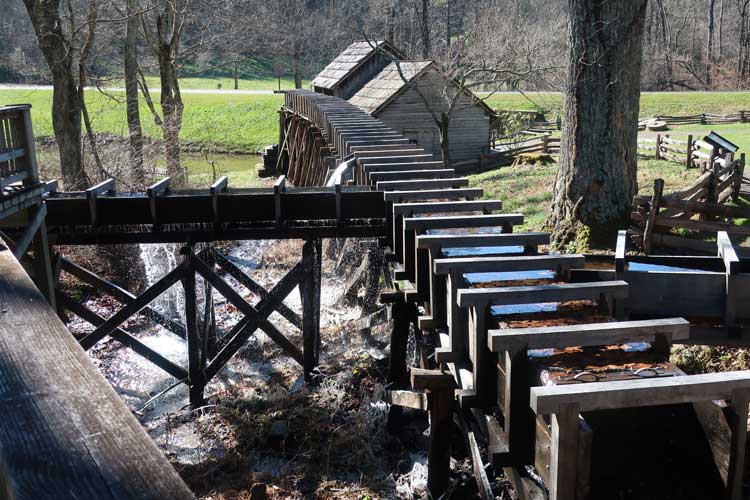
[643,178,664,255]
[701,113,707,125]
[741,111,746,123]
[542,134,549,154]
[686,135,693,168]
[734,153,746,203]
[655,134,662,160]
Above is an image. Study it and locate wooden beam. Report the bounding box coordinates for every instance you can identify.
[411,367,457,391]
[301,239,322,381]
[12,202,46,259]
[210,175,228,224]
[79,262,187,350]
[0,245,195,499]
[488,317,690,352]
[384,389,428,410]
[457,280,629,308]
[433,254,584,275]
[86,178,115,226]
[530,371,750,414]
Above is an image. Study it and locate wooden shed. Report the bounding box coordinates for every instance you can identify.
[311,40,403,100]
[348,61,494,165]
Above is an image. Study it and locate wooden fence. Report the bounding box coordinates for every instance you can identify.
[0,104,38,191]
[637,133,737,169]
[631,153,747,253]
[640,111,750,127]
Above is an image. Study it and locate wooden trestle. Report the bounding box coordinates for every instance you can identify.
[274,94,750,500]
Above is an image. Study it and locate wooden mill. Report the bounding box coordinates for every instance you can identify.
[1,95,750,500]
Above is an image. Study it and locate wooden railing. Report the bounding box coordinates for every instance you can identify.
[631,154,747,253]
[0,104,39,191]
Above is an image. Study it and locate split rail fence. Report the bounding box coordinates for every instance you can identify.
[641,111,750,127]
[631,153,747,253]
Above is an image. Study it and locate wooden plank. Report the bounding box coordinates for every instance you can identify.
[383,187,484,202]
[457,280,629,308]
[411,367,457,390]
[550,403,580,500]
[384,389,428,410]
[726,390,749,500]
[369,169,455,183]
[433,254,583,275]
[643,179,664,254]
[531,371,750,414]
[301,239,322,381]
[0,247,195,499]
[364,161,445,173]
[404,213,524,231]
[394,199,502,215]
[376,178,469,191]
[488,317,690,352]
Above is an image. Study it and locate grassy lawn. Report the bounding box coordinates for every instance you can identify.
[1,88,283,153]
[482,91,750,118]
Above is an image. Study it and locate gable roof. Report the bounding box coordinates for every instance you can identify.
[311,40,402,90]
[349,61,496,117]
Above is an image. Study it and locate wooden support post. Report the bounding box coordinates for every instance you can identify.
[389,297,412,387]
[643,179,664,254]
[732,153,745,203]
[274,175,286,227]
[615,229,626,281]
[725,390,749,500]
[301,238,322,382]
[210,176,228,225]
[686,135,694,168]
[181,246,205,407]
[550,403,580,500]
[411,368,456,499]
[469,303,494,406]
[504,346,534,465]
[31,217,55,309]
[718,232,740,336]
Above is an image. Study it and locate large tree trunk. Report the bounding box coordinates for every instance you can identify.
[549,0,647,249]
[22,0,85,190]
[125,0,145,186]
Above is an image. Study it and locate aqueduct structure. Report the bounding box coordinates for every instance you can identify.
[2,93,750,499]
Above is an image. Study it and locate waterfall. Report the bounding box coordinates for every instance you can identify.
[139,243,185,322]
[325,158,354,186]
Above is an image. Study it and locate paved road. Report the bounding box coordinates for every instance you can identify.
[0,84,276,95]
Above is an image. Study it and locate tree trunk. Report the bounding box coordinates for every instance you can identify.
[293,42,303,89]
[549,0,647,249]
[706,0,716,88]
[233,61,239,90]
[22,0,85,190]
[125,0,145,186]
[439,113,450,168]
[156,13,184,185]
[421,0,430,59]
[445,0,451,47]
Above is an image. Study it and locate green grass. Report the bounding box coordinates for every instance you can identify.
[105,75,307,91]
[1,88,282,153]
[469,157,706,233]
[482,91,750,118]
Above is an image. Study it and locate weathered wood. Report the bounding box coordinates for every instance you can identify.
[196,255,305,378]
[383,187,483,202]
[79,263,187,350]
[457,280,629,308]
[12,202,46,259]
[643,178,664,254]
[301,239,322,381]
[0,246,195,499]
[725,389,749,500]
[434,254,583,275]
[426,388,454,499]
[181,248,204,406]
[384,389,428,410]
[489,317,690,352]
[404,213,523,232]
[376,177,469,191]
[550,403,580,500]
[394,199,502,215]
[531,371,750,414]
[411,367,457,390]
[213,251,302,330]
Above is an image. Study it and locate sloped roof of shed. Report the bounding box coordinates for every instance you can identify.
[348,61,433,114]
[311,40,401,90]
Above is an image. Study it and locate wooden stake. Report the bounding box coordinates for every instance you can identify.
[301,239,322,382]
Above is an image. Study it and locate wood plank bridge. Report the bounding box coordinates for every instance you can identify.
[2,95,750,499]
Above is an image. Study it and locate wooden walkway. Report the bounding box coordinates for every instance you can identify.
[0,243,194,499]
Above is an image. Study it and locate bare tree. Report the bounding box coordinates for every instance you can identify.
[22,0,88,189]
[125,0,145,184]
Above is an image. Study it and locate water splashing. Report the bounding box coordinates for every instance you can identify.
[139,243,185,321]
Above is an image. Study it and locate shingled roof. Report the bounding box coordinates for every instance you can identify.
[311,40,401,90]
[348,61,433,114]
[349,61,497,117]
